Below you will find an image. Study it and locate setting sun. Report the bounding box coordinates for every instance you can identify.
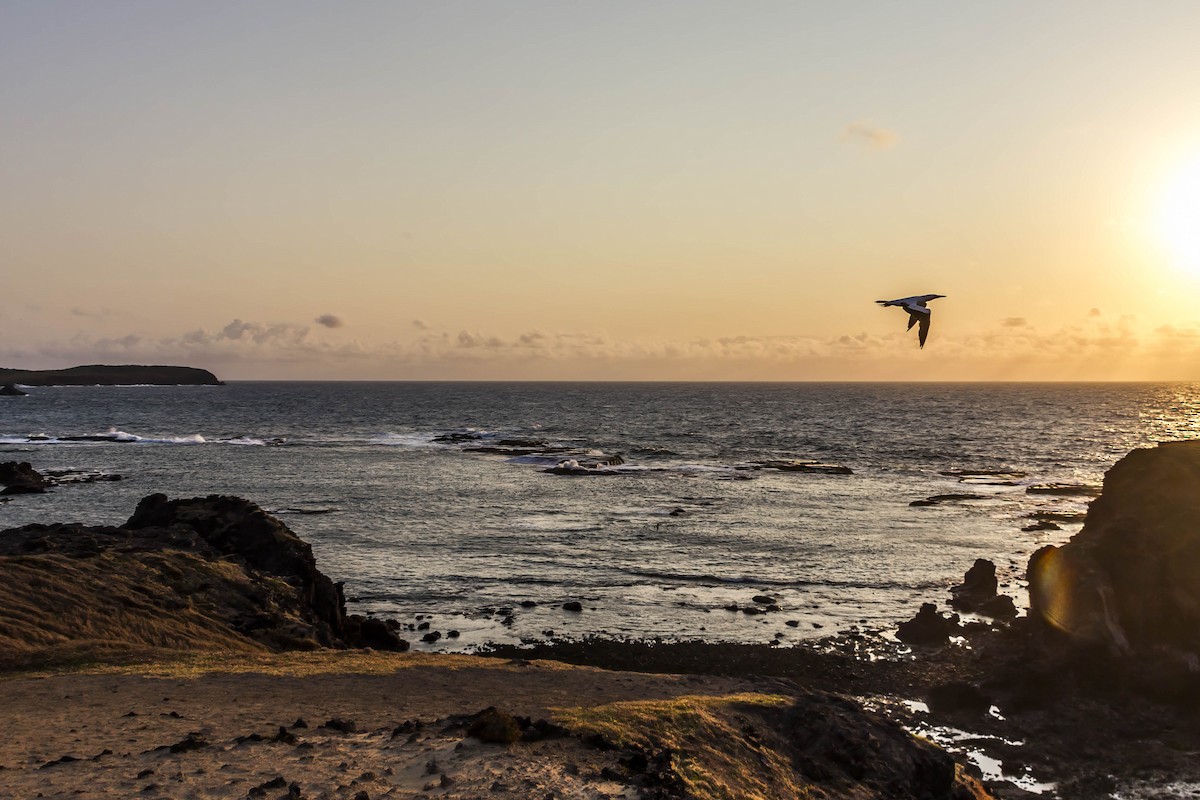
[1155,155,1200,275]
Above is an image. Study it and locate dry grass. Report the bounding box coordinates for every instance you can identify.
[0,646,591,680]
[0,551,270,657]
[557,693,820,800]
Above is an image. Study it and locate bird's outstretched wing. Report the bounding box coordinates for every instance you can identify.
[877,294,943,348]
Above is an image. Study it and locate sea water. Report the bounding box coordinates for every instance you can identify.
[3,382,1198,651]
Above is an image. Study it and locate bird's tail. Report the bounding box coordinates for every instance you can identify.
[875,300,890,306]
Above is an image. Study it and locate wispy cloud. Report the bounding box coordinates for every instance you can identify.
[4,312,1200,380]
[841,121,899,150]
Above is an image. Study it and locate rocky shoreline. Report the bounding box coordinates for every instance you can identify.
[4,442,1200,798]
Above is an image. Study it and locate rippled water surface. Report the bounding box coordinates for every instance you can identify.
[3,382,1199,649]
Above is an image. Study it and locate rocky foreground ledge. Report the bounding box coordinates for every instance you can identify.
[0,364,222,386]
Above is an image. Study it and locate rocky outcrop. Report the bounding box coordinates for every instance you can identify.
[0,364,222,386]
[1027,442,1200,655]
[0,463,123,495]
[0,494,406,664]
[0,382,27,396]
[0,462,47,494]
[563,692,990,800]
[949,559,1017,619]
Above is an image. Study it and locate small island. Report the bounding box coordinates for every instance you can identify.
[0,364,223,386]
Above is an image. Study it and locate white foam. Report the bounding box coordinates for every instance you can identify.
[224,436,267,446]
[114,430,206,444]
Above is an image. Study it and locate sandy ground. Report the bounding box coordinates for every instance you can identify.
[0,651,780,800]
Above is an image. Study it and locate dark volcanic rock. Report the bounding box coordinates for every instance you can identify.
[1028,442,1200,654]
[125,494,354,645]
[948,559,998,612]
[926,682,993,715]
[0,462,47,494]
[770,691,985,799]
[751,460,853,475]
[1026,482,1101,497]
[976,594,1018,619]
[344,615,409,652]
[466,707,522,744]
[0,383,27,396]
[947,559,1017,619]
[910,493,988,507]
[896,603,959,647]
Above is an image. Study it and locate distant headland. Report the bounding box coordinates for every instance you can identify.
[0,364,223,386]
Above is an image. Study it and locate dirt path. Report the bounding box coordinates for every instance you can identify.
[0,651,772,800]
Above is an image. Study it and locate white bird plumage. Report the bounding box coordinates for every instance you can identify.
[875,294,945,348]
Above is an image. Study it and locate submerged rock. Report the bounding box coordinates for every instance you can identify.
[1026,483,1101,497]
[750,460,853,475]
[910,493,989,507]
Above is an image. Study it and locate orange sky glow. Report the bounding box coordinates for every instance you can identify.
[3,2,1200,380]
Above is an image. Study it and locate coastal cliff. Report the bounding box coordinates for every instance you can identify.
[0,364,222,386]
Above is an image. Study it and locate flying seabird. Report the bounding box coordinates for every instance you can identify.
[875,294,945,348]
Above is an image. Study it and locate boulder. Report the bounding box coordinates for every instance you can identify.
[948,559,997,612]
[896,603,960,647]
[0,383,27,396]
[1028,442,1200,654]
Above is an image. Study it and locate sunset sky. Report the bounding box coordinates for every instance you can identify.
[4,1,1200,380]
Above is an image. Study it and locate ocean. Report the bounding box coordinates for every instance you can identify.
[2,382,1196,652]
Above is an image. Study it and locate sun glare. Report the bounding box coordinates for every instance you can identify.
[1155,155,1200,275]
